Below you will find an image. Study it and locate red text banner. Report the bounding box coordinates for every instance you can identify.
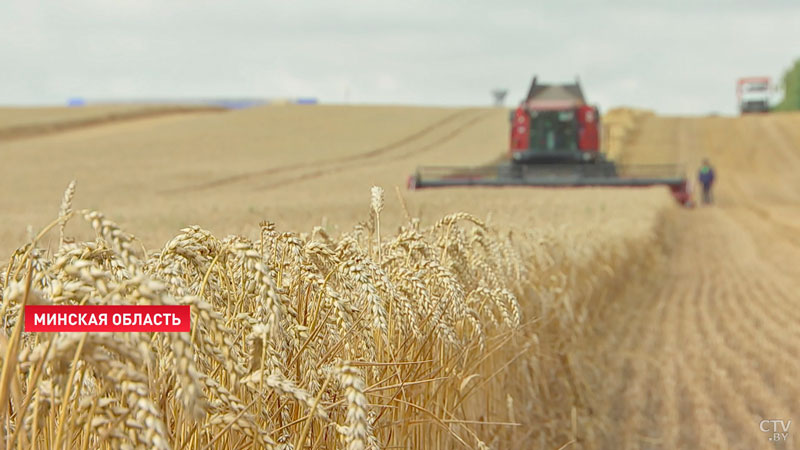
[25,305,191,332]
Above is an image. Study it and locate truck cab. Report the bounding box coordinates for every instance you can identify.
[737,77,771,113]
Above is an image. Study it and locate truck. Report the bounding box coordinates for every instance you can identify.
[737,77,771,113]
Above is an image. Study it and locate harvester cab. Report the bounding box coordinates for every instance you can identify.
[408,76,691,206]
[509,78,600,164]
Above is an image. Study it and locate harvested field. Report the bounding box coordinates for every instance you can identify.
[590,113,800,450]
[1,105,799,449]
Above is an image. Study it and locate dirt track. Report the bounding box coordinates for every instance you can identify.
[592,114,800,449]
[0,105,222,141]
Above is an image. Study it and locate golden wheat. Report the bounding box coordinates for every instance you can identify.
[0,182,672,449]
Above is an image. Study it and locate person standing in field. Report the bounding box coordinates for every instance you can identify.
[698,158,716,204]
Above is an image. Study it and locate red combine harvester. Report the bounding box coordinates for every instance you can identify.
[408,76,691,205]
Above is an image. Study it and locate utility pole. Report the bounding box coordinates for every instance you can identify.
[491,89,508,107]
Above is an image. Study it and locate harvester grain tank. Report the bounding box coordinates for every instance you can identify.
[409,76,691,205]
[510,76,598,161]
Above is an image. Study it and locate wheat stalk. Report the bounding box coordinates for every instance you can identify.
[0,183,673,449]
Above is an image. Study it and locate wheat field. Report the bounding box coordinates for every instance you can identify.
[0,105,662,256]
[1,105,799,449]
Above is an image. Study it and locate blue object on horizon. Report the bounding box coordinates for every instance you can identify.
[62,98,316,108]
[210,99,268,109]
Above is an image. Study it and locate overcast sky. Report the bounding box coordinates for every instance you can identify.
[2,1,799,114]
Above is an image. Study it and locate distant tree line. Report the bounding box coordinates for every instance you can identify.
[776,59,800,111]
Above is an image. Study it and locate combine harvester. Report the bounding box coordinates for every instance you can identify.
[408,76,691,205]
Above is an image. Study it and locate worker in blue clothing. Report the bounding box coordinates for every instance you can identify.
[698,158,715,204]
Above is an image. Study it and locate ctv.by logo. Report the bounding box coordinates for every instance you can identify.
[760,419,791,442]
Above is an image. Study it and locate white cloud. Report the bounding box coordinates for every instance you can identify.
[376,74,400,93]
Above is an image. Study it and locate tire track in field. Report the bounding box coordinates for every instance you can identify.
[657,293,681,450]
[253,110,493,191]
[0,106,224,142]
[162,109,477,194]
[592,246,684,448]
[623,290,673,449]
[616,309,657,448]
[627,271,684,449]
[673,254,727,449]
[650,278,688,449]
